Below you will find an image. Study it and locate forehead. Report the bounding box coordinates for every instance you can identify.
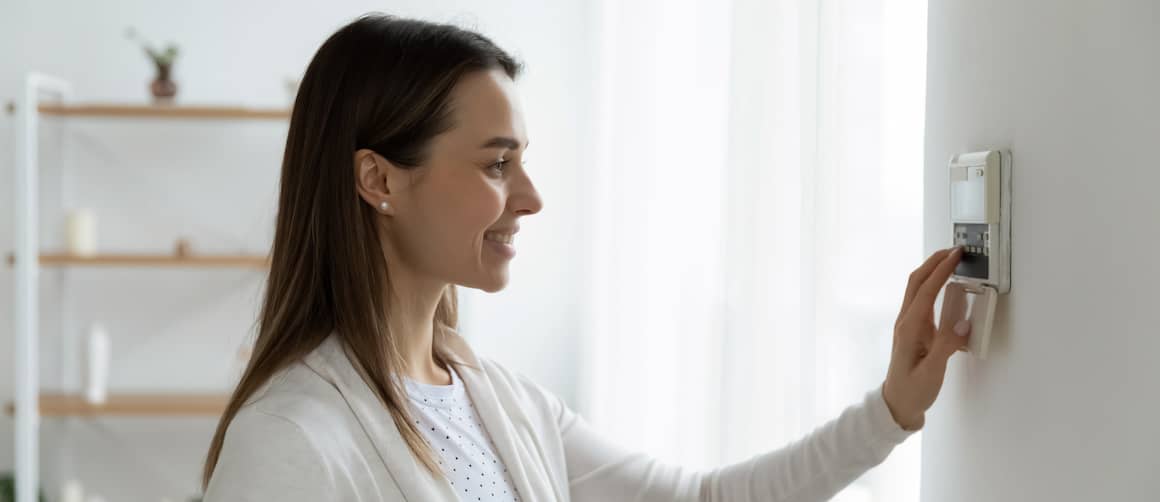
[441,68,528,151]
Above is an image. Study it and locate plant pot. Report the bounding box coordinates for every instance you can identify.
[151,64,177,104]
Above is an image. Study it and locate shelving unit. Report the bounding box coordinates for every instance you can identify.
[10,72,287,502]
[5,252,269,268]
[38,103,289,120]
[4,393,230,417]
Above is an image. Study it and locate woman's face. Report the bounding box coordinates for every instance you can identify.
[360,68,542,293]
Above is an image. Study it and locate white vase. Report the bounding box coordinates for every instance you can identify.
[85,323,110,404]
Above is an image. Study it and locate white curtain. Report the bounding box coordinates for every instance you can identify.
[579,0,928,500]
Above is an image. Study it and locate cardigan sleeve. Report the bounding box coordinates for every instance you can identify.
[203,407,337,502]
[534,378,915,502]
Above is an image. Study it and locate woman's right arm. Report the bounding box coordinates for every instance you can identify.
[557,384,913,502]
[203,408,336,501]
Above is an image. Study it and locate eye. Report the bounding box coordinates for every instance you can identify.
[488,158,510,174]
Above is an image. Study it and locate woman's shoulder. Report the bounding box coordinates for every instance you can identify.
[238,361,361,447]
[205,363,348,500]
[205,362,364,500]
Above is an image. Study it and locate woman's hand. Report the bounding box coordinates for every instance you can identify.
[882,246,972,431]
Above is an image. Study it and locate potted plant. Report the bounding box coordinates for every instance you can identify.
[125,27,180,104]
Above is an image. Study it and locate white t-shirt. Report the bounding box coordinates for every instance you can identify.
[404,365,522,502]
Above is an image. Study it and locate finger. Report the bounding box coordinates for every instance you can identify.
[936,282,969,339]
[910,280,969,352]
[900,248,956,316]
[906,247,963,320]
[919,313,971,377]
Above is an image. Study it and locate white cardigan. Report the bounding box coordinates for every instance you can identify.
[204,333,915,501]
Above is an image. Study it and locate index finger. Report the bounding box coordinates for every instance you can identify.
[905,247,964,318]
[902,247,957,313]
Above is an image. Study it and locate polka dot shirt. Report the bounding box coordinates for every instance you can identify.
[404,365,522,502]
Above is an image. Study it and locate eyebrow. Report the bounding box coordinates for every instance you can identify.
[479,136,529,150]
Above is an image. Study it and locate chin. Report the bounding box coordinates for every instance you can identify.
[463,272,510,293]
[479,277,509,293]
[478,283,507,293]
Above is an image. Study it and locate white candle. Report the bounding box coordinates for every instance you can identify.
[66,209,98,256]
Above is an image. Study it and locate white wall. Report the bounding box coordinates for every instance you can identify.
[921,1,1160,500]
[0,1,593,500]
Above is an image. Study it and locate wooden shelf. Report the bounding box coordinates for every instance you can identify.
[6,252,269,268]
[4,393,229,417]
[38,103,289,120]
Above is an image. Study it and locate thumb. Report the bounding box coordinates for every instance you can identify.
[920,318,970,375]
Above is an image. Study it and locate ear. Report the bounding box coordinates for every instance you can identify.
[354,148,395,216]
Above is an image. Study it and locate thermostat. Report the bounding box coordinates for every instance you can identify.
[946,150,1011,359]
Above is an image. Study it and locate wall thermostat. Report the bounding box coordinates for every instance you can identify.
[946,150,1011,359]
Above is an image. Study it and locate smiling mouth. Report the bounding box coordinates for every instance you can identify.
[484,231,515,245]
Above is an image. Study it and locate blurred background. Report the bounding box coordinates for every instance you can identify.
[0,0,929,500]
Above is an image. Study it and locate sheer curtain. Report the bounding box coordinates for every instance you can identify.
[578,0,928,500]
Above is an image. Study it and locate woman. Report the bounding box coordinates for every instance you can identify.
[202,13,970,502]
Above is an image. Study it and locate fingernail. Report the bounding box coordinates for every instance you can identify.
[951,246,963,256]
[953,319,971,336]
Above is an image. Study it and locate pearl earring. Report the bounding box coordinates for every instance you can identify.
[379,201,390,212]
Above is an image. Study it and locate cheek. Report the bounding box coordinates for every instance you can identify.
[425,176,506,254]
[460,182,506,240]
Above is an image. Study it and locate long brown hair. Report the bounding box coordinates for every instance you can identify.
[203,13,522,486]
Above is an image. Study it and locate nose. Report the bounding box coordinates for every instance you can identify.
[511,168,543,216]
